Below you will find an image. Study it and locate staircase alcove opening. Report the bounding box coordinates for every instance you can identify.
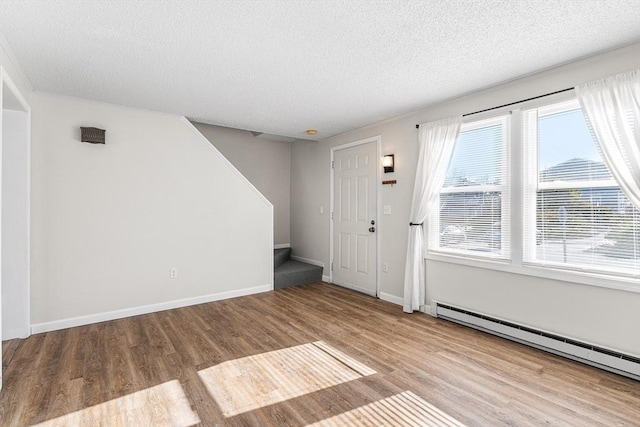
[274,248,322,289]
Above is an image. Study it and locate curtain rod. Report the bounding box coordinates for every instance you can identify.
[415,87,574,128]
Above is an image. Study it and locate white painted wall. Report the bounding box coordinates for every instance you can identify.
[2,107,30,339]
[30,93,273,328]
[291,44,640,356]
[192,123,291,246]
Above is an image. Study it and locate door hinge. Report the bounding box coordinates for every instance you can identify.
[331,211,334,220]
[331,160,334,169]
[331,262,334,271]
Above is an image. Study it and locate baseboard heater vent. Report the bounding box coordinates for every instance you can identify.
[435,303,640,381]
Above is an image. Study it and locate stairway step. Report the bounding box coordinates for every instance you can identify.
[274,248,292,268]
[274,259,322,289]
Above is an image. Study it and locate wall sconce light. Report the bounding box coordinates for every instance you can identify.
[382,154,394,173]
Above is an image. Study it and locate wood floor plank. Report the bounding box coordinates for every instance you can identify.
[1,282,638,426]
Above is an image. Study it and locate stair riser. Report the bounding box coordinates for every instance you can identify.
[274,248,292,268]
[274,269,323,289]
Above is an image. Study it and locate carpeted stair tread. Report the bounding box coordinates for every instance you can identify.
[274,259,323,290]
[274,248,292,268]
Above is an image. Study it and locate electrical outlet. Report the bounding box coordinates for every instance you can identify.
[383,263,388,272]
[170,267,177,279]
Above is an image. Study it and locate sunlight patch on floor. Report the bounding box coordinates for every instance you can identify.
[307,391,466,427]
[31,380,199,427]
[198,341,376,417]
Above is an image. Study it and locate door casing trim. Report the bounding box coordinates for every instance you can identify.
[329,136,381,297]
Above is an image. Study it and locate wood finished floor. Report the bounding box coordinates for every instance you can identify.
[1,282,639,426]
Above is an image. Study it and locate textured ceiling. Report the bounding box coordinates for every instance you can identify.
[1,1,639,140]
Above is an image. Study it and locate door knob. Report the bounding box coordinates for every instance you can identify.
[369,227,375,232]
[370,220,375,225]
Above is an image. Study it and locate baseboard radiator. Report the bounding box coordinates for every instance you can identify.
[435,303,640,381]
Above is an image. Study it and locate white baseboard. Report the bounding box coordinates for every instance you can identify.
[274,243,291,249]
[290,255,324,268]
[31,284,272,334]
[379,292,403,306]
[322,275,331,283]
[378,294,433,315]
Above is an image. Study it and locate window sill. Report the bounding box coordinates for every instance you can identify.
[425,251,640,294]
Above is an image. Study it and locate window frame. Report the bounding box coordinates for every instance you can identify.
[424,93,640,293]
[522,98,639,279]
[428,115,511,261]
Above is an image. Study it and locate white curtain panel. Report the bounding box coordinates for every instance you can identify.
[403,116,462,313]
[576,69,640,208]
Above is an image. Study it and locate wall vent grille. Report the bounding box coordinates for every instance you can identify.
[435,303,640,380]
[81,127,106,144]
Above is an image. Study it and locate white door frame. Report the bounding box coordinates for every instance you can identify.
[329,136,381,297]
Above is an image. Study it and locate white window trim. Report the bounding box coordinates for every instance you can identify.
[426,249,639,293]
[538,179,619,190]
[441,184,503,193]
[425,93,640,294]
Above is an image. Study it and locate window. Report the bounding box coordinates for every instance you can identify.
[523,99,639,278]
[429,116,510,259]
[427,96,639,287]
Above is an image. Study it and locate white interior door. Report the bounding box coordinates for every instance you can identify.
[332,140,378,296]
